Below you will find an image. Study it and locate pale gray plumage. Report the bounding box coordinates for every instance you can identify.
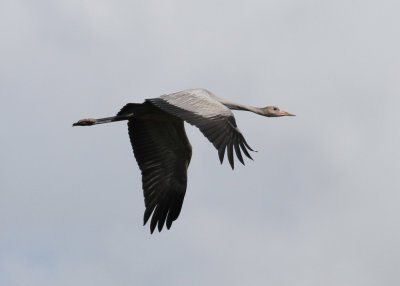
[147,89,255,168]
[73,88,295,233]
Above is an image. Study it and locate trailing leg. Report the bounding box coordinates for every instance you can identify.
[72,102,145,127]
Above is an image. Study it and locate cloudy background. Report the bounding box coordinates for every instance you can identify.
[1,0,399,285]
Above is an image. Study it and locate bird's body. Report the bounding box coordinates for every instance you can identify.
[73,88,294,233]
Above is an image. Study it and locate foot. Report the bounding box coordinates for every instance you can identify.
[72,118,96,126]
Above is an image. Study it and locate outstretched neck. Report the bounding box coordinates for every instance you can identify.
[213,96,265,116]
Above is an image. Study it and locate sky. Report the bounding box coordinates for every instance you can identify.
[1,0,399,285]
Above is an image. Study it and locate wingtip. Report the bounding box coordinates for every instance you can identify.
[218,146,225,164]
[143,215,150,226]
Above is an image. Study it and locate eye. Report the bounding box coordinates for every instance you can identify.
[273,107,278,111]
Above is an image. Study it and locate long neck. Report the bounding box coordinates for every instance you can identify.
[213,95,265,115]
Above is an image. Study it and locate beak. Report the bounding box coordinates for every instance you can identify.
[279,110,296,116]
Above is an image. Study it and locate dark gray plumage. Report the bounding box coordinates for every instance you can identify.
[73,88,295,233]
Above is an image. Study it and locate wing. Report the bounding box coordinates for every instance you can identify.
[147,88,254,169]
[127,116,192,233]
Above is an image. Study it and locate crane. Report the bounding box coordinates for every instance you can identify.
[73,88,295,233]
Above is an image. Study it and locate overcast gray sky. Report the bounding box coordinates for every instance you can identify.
[1,0,399,285]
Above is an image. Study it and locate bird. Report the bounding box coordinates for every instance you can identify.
[73,88,295,233]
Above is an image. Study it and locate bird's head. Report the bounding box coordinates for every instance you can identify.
[262,106,295,117]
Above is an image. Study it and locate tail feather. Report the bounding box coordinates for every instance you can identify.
[117,103,144,116]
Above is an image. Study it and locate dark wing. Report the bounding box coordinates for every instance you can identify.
[147,88,254,169]
[128,116,192,233]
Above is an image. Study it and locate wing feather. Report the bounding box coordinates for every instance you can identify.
[127,116,192,233]
[147,88,254,169]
